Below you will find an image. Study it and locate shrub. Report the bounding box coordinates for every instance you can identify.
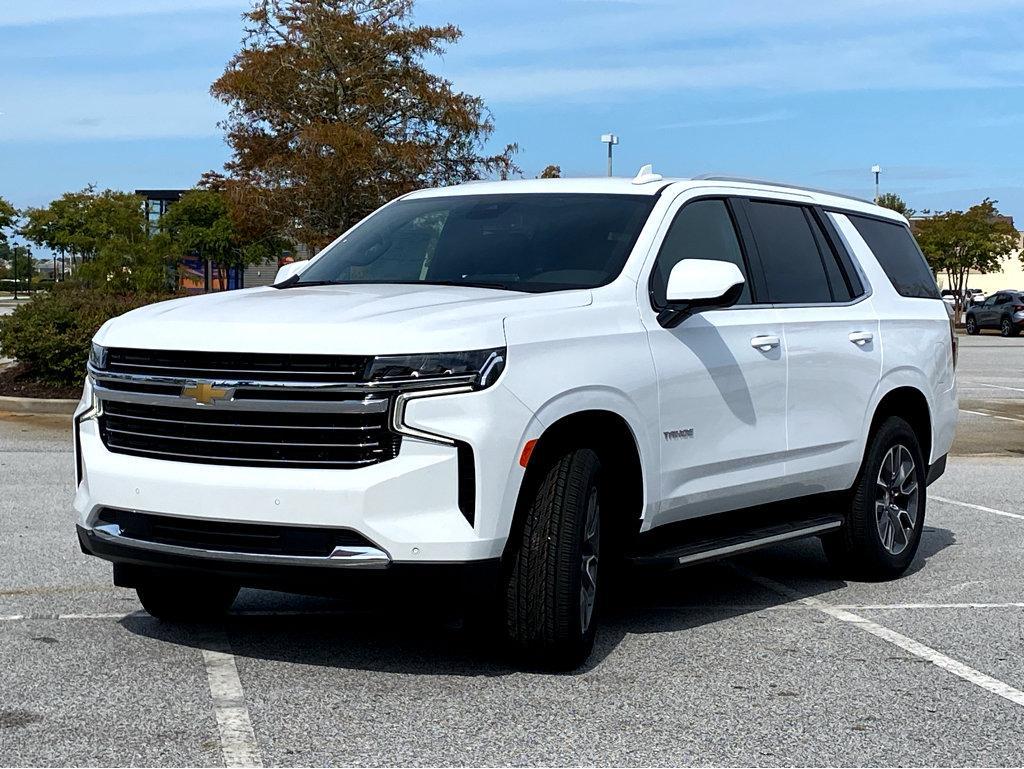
[0,286,176,386]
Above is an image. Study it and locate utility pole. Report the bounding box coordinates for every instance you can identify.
[11,244,17,300]
[601,133,619,177]
[871,164,882,201]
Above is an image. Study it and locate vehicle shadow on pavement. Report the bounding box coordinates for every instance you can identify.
[119,527,955,677]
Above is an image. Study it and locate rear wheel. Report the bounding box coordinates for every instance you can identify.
[965,316,979,335]
[823,417,925,580]
[137,577,239,622]
[503,448,603,669]
[1001,318,1020,337]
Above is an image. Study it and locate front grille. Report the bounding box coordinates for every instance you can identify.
[98,400,399,468]
[96,508,374,556]
[106,348,371,383]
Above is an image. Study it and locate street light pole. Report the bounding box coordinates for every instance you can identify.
[11,244,17,301]
[871,164,882,201]
[601,133,619,177]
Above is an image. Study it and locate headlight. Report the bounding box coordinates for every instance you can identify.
[367,348,505,389]
[89,342,108,370]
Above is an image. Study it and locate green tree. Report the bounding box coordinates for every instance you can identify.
[20,186,165,292]
[210,0,518,250]
[876,192,914,219]
[915,199,1018,320]
[161,188,289,290]
[539,164,561,179]
[0,197,17,244]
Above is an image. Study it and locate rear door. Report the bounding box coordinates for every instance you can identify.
[739,197,881,493]
[641,195,788,525]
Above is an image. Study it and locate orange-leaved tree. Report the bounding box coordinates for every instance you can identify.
[211,0,519,251]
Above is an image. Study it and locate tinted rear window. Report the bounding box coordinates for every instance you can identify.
[745,200,832,304]
[848,215,940,299]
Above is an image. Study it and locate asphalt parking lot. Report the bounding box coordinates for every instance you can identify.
[2,333,1024,767]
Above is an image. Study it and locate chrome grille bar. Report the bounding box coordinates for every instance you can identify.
[92,382,389,414]
[104,427,383,449]
[93,347,405,468]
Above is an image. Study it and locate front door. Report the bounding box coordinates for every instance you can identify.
[641,196,788,527]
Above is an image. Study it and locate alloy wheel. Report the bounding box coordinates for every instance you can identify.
[1002,319,1012,337]
[579,487,601,634]
[875,444,919,555]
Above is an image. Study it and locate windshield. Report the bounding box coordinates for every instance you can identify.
[293,193,657,293]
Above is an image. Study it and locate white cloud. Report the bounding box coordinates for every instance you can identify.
[445,0,1024,60]
[447,29,1024,103]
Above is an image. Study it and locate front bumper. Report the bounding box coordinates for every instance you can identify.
[77,524,501,595]
[74,377,538,567]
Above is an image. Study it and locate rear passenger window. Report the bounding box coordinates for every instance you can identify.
[652,199,751,307]
[847,215,940,299]
[745,201,832,304]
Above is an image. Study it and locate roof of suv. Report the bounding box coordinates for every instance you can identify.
[404,175,906,223]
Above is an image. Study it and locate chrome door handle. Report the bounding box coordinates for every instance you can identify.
[750,335,781,352]
[849,331,874,346]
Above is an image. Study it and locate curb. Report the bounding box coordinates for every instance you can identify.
[0,395,79,416]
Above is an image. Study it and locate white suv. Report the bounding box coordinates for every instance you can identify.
[75,170,958,668]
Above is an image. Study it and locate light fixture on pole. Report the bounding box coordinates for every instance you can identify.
[871,164,882,201]
[601,133,619,177]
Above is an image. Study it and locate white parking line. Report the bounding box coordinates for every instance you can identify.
[972,382,1024,394]
[834,602,1024,610]
[201,632,263,769]
[931,494,1024,521]
[0,612,130,621]
[737,568,1024,709]
[959,408,1024,424]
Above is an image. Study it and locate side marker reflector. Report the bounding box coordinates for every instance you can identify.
[519,439,538,468]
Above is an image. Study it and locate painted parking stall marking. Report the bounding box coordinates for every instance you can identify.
[200,631,263,769]
[737,567,1024,709]
[931,494,1024,521]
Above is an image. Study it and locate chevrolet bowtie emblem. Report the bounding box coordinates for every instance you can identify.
[181,381,232,406]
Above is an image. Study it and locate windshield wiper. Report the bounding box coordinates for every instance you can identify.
[274,278,525,292]
[418,279,522,292]
[273,278,349,289]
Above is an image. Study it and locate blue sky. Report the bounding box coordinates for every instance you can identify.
[3,0,1024,224]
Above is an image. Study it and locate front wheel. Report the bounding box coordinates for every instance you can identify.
[823,417,926,580]
[137,576,239,622]
[965,316,979,335]
[503,448,603,669]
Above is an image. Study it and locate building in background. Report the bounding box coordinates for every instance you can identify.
[136,188,289,293]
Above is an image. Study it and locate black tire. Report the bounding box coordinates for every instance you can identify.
[503,448,604,669]
[823,416,926,580]
[1001,318,1020,337]
[137,577,239,622]
[965,316,979,335]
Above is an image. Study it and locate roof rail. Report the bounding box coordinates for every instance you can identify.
[691,174,876,206]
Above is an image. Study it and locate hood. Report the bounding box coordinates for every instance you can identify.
[96,283,593,355]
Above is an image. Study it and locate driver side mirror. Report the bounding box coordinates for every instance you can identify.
[658,259,746,328]
[274,260,308,285]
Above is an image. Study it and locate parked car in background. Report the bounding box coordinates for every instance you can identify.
[75,171,958,668]
[965,290,1024,336]
[966,288,987,306]
[942,288,986,307]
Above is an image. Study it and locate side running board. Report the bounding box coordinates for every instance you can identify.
[628,514,843,569]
